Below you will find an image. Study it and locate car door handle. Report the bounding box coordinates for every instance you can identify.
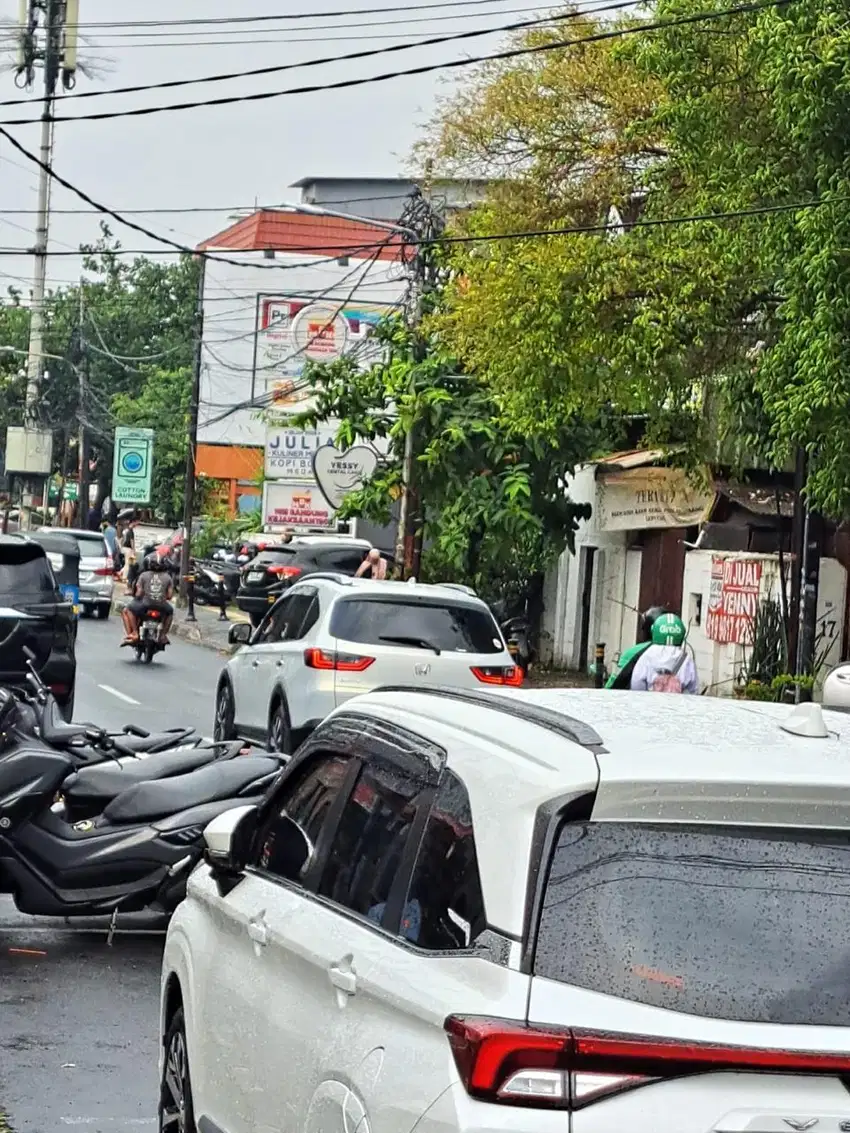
[247,916,268,947]
[328,962,357,995]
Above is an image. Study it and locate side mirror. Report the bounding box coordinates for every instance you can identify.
[228,623,252,646]
[203,804,257,876]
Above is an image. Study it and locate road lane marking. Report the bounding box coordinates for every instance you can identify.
[97,684,140,705]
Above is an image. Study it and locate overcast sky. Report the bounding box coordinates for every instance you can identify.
[0,0,539,293]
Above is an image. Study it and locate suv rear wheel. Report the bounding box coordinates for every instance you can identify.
[267,698,292,755]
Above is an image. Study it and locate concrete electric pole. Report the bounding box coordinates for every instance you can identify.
[10,0,80,523]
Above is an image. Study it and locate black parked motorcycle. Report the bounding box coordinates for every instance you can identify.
[0,678,281,920]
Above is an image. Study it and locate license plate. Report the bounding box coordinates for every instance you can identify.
[248,571,264,583]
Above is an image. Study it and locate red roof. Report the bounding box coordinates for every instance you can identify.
[197,209,404,262]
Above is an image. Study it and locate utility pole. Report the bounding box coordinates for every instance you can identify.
[395,162,443,579]
[14,0,80,525]
[179,256,207,601]
[78,282,89,528]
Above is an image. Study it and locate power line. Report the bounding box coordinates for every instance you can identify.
[63,3,561,38]
[0,126,404,268]
[2,0,641,109]
[0,0,794,127]
[61,1,575,28]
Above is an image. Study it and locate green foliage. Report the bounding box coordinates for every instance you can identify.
[0,227,198,516]
[420,0,850,516]
[293,314,607,599]
[192,508,263,560]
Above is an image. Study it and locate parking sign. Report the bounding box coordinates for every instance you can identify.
[112,427,154,503]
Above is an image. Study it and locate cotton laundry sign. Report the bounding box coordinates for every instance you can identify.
[312,445,379,509]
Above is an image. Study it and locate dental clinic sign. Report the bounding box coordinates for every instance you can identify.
[264,425,337,480]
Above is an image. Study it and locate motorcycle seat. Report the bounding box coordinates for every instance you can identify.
[63,743,224,806]
[102,756,281,824]
[111,729,196,755]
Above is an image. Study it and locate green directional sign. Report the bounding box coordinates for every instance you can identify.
[112,427,154,503]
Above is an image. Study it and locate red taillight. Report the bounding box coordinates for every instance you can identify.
[470,665,524,687]
[147,610,161,619]
[444,1017,850,1111]
[49,683,69,695]
[94,564,114,576]
[267,565,302,579]
[303,647,374,672]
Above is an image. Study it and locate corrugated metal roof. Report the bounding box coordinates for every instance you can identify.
[593,448,667,470]
[197,209,404,262]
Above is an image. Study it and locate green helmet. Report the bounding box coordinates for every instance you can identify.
[651,613,686,646]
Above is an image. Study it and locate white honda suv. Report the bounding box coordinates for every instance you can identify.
[213,575,521,752]
[160,687,850,1133]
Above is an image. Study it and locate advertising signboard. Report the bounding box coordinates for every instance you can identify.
[264,424,338,480]
[256,295,392,416]
[111,427,154,503]
[263,482,335,531]
[705,556,763,644]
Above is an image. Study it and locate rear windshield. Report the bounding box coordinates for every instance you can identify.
[70,534,107,557]
[0,546,55,594]
[330,598,503,654]
[250,549,296,567]
[535,822,850,1026]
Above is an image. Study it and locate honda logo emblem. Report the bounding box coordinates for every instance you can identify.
[414,663,431,677]
[783,1121,819,1131]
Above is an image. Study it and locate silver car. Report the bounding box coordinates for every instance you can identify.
[40,527,114,618]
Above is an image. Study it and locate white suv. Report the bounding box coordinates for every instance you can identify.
[160,687,850,1133]
[213,575,521,752]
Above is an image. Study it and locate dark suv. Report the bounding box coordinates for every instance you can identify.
[236,537,375,627]
[0,535,77,717]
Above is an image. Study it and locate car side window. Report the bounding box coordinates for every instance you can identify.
[281,593,319,641]
[316,759,427,926]
[253,753,351,884]
[254,598,292,644]
[322,550,366,574]
[402,770,486,950]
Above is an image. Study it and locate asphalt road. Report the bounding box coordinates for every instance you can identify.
[0,615,227,1133]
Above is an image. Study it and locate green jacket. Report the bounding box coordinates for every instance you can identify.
[605,640,651,690]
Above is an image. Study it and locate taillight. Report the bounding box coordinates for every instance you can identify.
[94,563,114,576]
[267,565,302,579]
[303,647,374,672]
[49,683,69,696]
[444,1017,850,1110]
[470,665,524,687]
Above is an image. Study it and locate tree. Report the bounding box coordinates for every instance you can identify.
[420,0,850,514]
[0,228,198,517]
[295,314,606,604]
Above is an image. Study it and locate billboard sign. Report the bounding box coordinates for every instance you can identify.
[256,296,392,416]
[112,427,154,503]
[262,481,335,531]
[264,424,338,480]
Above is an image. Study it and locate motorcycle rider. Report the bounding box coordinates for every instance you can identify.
[630,612,699,693]
[121,554,175,645]
[605,605,666,690]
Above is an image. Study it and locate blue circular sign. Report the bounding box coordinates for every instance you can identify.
[122,451,144,474]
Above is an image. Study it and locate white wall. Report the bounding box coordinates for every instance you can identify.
[199,250,407,447]
[543,466,640,669]
[683,550,846,695]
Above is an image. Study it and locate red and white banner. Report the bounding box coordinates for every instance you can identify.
[705,557,763,644]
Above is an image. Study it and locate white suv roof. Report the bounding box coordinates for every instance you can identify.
[331,686,850,936]
[294,576,484,603]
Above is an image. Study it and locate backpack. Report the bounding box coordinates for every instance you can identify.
[650,649,687,694]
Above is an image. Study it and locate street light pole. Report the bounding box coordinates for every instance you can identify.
[179,255,207,602]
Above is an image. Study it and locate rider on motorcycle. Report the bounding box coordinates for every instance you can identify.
[630,612,699,693]
[605,605,667,689]
[121,553,174,646]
